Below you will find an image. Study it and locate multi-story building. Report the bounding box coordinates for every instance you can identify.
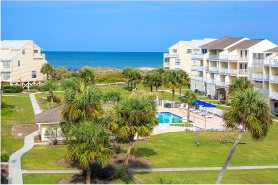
[163,38,216,75]
[190,36,277,101]
[252,46,278,114]
[1,40,47,87]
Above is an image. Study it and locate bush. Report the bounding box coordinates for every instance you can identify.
[102,91,121,104]
[220,100,226,104]
[3,89,12,93]
[1,153,10,162]
[112,145,122,154]
[30,85,42,91]
[44,125,63,145]
[3,85,22,93]
[61,77,79,91]
[46,95,61,103]
[1,169,8,184]
[89,163,134,183]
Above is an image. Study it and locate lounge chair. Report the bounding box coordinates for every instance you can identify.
[179,103,184,110]
[206,113,214,118]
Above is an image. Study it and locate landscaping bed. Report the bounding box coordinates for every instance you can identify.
[12,124,39,139]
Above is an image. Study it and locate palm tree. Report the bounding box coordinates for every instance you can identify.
[142,73,154,92]
[177,69,189,96]
[216,88,274,184]
[163,69,182,101]
[40,63,54,80]
[181,90,197,123]
[152,72,163,92]
[112,95,158,166]
[66,121,114,184]
[156,67,165,74]
[122,67,132,91]
[228,78,253,98]
[79,68,95,85]
[130,69,142,89]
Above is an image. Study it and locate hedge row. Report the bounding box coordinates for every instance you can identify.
[2,85,22,93]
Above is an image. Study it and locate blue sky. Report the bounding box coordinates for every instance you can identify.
[2,1,278,52]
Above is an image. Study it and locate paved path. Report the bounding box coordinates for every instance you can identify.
[9,94,42,184]
[21,165,278,174]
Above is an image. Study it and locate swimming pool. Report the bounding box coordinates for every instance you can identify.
[156,112,182,123]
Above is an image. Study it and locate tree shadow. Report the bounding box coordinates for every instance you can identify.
[131,147,158,158]
[1,101,15,109]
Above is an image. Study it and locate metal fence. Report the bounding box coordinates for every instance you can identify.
[156,99,181,108]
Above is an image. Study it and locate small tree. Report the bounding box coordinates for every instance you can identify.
[79,68,95,85]
[178,69,189,96]
[142,73,154,92]
[61,77,80,92]
[152,72,163,92]
[156,67,166,74]
[181,91,197,123]
[216,88,274,184]
[40,63,54,80]
[122,67,132,91]
[163,70,182,101]
[45,125,63,145]
[103,91,122,105]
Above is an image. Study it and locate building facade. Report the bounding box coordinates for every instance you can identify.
[1,40,47,87]
[163,38,216,75]
[190,36,277,102]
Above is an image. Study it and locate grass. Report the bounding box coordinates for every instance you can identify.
[135,168,278,184]
[2,92,30,96]
[23,173,79,184]
[21,145,69,170]
[1,96,35,156]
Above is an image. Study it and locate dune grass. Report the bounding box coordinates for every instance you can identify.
[1,96,35,156]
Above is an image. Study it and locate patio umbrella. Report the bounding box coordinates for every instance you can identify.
[193,100,205,105]
[202,103,216,129]
[178,96,186,100]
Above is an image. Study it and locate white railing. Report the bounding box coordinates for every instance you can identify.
[191,75,197,80]
[206,78,215,84]
[156,99,181,108]
[219,68,228,74]
[264,74,269,80]
[164,62,170,67]
[206,66,218,73]
[216,81,225,87]
[270,91,278,99]
[219,68,238,75]
[252,59,264,65]
[268,59,278,66]
[191,65,203,71]
[254,87,269,95]
[219,55,238,61]
[252,73,263,80]
[238,56,249,61]
[208,54,218,60]
[197,76,206,81]
[238,69,248,75]
[270,75,278,83]
[191,54,204,59]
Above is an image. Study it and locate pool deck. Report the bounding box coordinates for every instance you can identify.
[153,106,224,135]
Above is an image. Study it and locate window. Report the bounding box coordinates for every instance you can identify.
[22,49,25,55]
[34,50,38,54]
[18,61,20,67]
[2,72,10,78]
[31,71,37,78]
[202,49,208,54]
[165,58,169,62]
[172,49,177,53]
[187,49,192,54]
[175,68,180,71]
[164,67,170,70]
[240,50,243,58]
[3,61,10,67]
[245,50,248,57]
[175,59,181,65]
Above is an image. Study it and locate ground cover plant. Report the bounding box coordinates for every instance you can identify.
[1,96,35,156]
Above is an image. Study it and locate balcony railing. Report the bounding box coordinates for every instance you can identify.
[206,78,215,84]
[216,81,231,87]
[270,75,278,83]
[191,75,197,80]
[270,91,278,99]
[219,68,238,75]
[254,87,269,95]
[268,59,278,66]
[191,65,203,71]
[206,66,218,73]
[197,76,206,82]
[219,55,238,61]
[238,69,248,75]
[191,54,204,59]
[252,59,264,65]
[238,56,249,61]
[208,54,218,60]
[252,73,269,80]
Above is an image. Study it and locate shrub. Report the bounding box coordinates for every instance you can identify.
[1,169,8,184]
[44,125,63,145]
[3,89,12,93]
[102,91,121,104]
[89,163,134,183]
[220,100,226,104]
[47,95,61,103]
[225,102,231,106]
[1,153,10,162]
[112,145,122,154]
[3,85,22,93]
[61,77,79,91]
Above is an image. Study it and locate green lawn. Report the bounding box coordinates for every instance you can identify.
[2,92,30,96]
[21,145,69,170]
[1,95,35,156]
[23,173,79,184]
[136,168,278,184]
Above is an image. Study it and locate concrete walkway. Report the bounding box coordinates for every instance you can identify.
[20,165,278,174]
[9,94,42,184]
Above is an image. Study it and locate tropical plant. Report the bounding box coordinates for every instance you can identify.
[61,77,80,91]
[122,67,133,91]
[216,88,274,184]
[67,121,114,184]
[61,82,103,124]
[228,78,253,98]
[177,69,189,96]
[181,90,197,123]
[162,69,182,101]
[142,73,154,92]
[102,91,122,105]
[156,67,166,74]
[40,63,54,80]
[45,125,63,145]
[112,95,158,165]
[53,66,71,80]
[79,68,95,85]
[153,72,163,92]
[130,69,142,89]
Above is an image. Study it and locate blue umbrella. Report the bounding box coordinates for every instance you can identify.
[194,100,205,105]
[202,103,216,108]
[178,96,186,99]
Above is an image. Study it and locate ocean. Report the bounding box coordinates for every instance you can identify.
[42,51,164,70]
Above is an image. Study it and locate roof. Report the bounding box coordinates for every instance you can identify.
[35,105,64,123]
[181,38,217,49]
[1,40,32,49]
[227,39,264,50]
[264,46,278,53]
[200,36,247,50]
[1,52,20,60]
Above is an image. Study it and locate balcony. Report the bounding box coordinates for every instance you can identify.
[238,69,248,76]
[270,75,278,83]
[219,68,238,75]
[191,75,197,80]
[252,59,264,65]
[268,59,278,66]
[270,91,278,99]
[254,87,269,96]
[206,66,218,73]
[191,65,203,71]
[206,78,215,84]
[238,56,249,61]
[219,55,238,61]
[216,81,231,87]
[164,62,170,67]
[208,54,218,60]
[252,73,269,81]
[191,54,204,60]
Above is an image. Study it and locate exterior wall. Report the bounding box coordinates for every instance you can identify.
[1,41,47,85]
[40,123,62,141]
[207,84,216,98]
[191,80,205,92]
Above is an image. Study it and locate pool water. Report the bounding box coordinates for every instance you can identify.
[156,112,182,123]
